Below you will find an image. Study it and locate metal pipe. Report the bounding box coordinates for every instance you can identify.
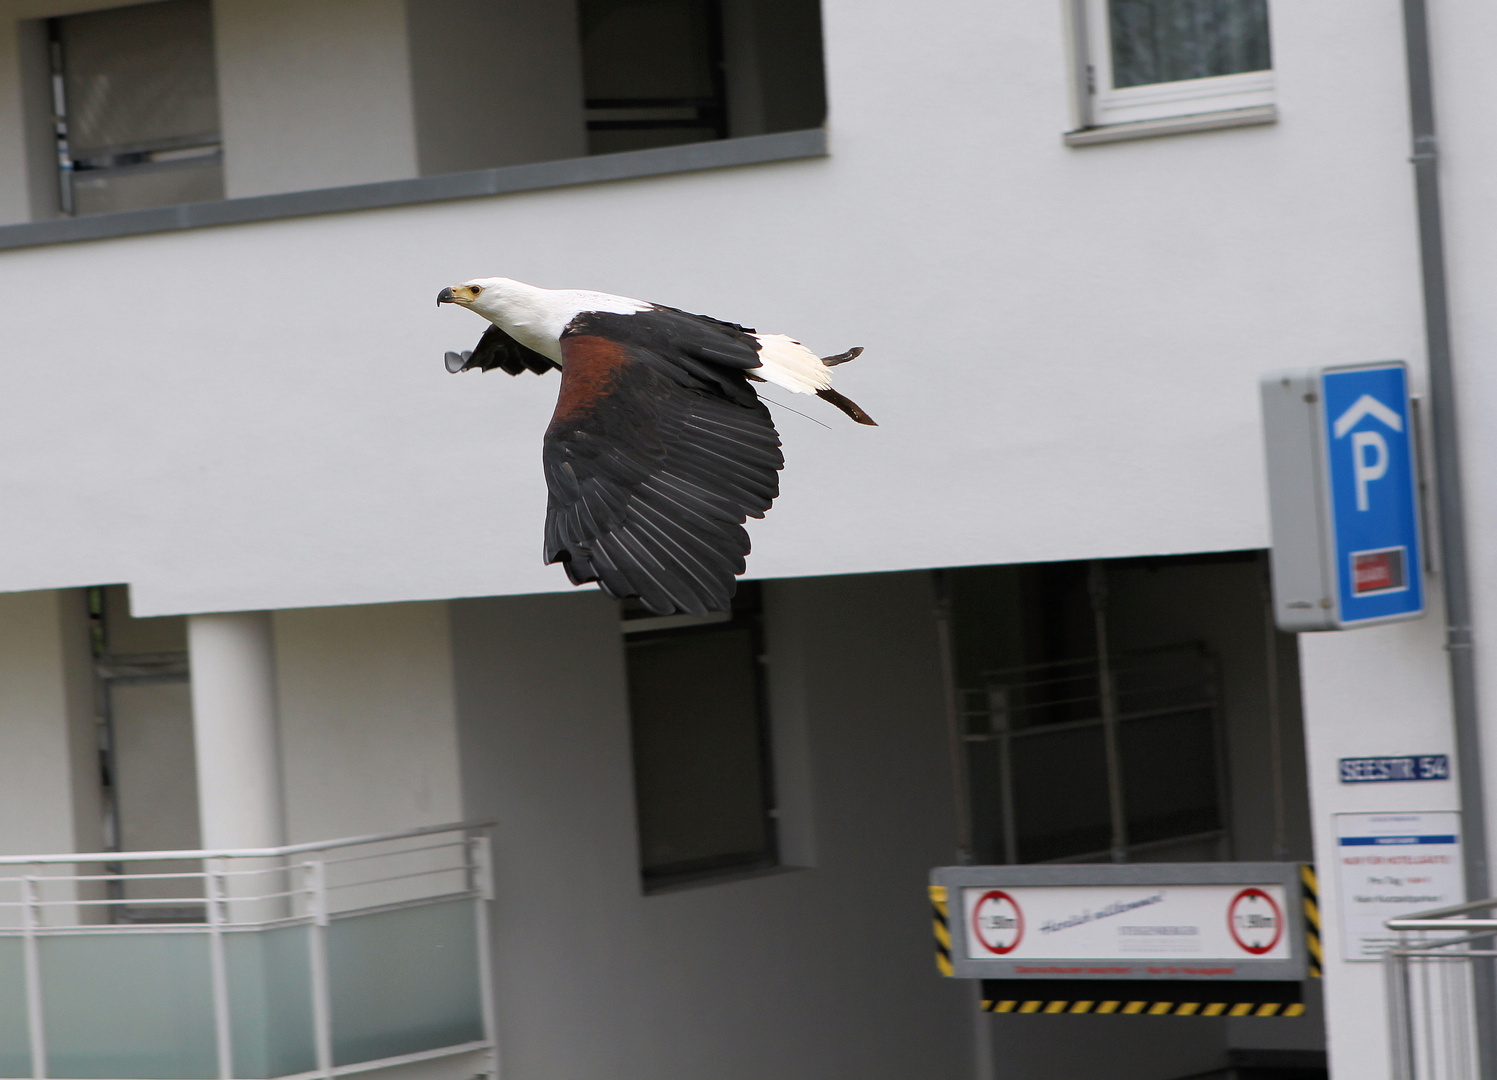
[22,875,46,1080]
[1400,2,1497,1074]
[471,838,501,1080]
[206,869,233,1080]
[306,860,334,1080]
[1089,563,1129,863]
[931,570,976,863]
[1260,557,1288,861]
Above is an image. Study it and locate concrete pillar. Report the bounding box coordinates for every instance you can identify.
[188,611,285,851]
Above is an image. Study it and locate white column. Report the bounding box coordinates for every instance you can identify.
[188,611,285,851]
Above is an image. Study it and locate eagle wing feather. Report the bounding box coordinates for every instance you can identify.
[541,312,784,616]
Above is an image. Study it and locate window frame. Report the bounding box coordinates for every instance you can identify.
[1069,0,1275,135]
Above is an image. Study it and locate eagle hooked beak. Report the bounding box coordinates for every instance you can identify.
[437,284,480,307]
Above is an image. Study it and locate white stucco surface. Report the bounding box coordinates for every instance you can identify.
[0,589,99,859]
[0,2,1426,618]
[273,599,461,842]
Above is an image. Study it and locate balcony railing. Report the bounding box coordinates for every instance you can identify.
[0,821,497,1080]
[1384,897,1497,1080]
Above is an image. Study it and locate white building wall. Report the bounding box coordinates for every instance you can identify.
[1297,615,1458,1080]
[0,2,1428,619]
[273,600,461,842]
[0,588,100,857]
[405,0,586,176]
[451,573,973,1080]
[212,0,418,198]
[0,1,1487,1074]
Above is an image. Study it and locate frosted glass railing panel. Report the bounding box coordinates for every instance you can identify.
[328,900,483,1065]
[40,934,216,1078]
[0,939,29,1077]
[226,926,316,1079]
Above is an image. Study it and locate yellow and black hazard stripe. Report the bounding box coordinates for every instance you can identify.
[981,999,1305,1017]
[979,979,1304,1018]
[930,884,953,977]
[1301,864,1322,978]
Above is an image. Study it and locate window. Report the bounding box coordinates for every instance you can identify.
[48,0,223,216]
[578,0,826,155]
[623,584,778,890]
[1074,0,1273,133]
[581,0,729,154]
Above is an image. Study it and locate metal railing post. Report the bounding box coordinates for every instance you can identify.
[1088,563,1129,863]
[1386,948,1415,1080]
[306,860,334,1080]
[206,865,233,1080]
[470,837,500,1080]
[21,873,45,1080]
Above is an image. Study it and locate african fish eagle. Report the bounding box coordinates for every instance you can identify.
[437,277,874,617]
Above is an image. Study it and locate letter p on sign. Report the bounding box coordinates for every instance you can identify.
[1353,430,1389,511]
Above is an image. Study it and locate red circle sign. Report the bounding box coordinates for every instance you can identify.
[971,890,1024,955]
[1228,887,1284,955]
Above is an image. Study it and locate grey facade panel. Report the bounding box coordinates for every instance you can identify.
[0,129,827,253]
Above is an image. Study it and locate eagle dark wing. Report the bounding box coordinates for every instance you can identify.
[541,311,784,616]
[445,323,558,375]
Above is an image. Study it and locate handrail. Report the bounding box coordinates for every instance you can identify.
[0,819,494,865]
[1387,895,1497,933]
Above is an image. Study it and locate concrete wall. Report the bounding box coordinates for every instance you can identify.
[273,600,461,842]
[0,589,101,859]
[213,0,418,198]
[0,2,1427,617]
[406,0,586,176]
[1297,613,1457,1080]
[452,571,972,1080]
[0,588,104,927]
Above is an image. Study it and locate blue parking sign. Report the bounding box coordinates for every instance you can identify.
[1320,364,1425,626]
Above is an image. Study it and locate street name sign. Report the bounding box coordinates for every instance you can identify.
[1338,755,1450,784]
[1260,362,1426,631]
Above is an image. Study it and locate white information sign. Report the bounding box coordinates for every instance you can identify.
[1335,811,1464,961]
[960,883,1291,966]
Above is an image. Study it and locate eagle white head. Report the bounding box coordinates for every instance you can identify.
[437,277,648,362]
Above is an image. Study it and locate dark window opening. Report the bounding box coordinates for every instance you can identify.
[949,551,1310,866]
[1108,0,1271,89]
[578,0,826,155]
[90,584,202,924]
[624,583,778,890]
[581,0,729,153]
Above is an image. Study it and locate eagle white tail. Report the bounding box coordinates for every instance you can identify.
[750,334,834,395]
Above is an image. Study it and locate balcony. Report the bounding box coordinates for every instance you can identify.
[0,822,496,1080]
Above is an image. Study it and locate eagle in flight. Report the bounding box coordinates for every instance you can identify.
[437,277,874,617]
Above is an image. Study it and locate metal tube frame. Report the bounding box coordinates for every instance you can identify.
[206,866,233,1080]
[0,822,498,1080]
[1400,3,1496,1075]
[22,873,45,1080]
[1088,563,1129,863]
[306,860,334,1080]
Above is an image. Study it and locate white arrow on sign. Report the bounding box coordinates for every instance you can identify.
[1333,394,1403,438]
